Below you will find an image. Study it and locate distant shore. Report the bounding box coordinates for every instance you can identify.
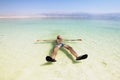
[0,16,47,19]
[0,13,120,19]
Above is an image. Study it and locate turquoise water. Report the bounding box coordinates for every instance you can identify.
[0,19,120,49]
[0,18,120,56]
[0,19,120,80]
[0,19,120,38]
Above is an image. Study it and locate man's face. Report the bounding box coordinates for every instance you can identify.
[57,35,62,39]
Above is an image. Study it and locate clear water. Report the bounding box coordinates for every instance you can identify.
[0,18,120,80]
[0,19,120,37]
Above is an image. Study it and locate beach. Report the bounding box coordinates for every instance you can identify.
[0,19,120,80]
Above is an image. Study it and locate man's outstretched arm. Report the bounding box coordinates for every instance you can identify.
[64,39,82,41]
[35,40,55,43]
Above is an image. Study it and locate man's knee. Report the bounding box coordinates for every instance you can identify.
[66,46,73,50]
[53,46,59,51]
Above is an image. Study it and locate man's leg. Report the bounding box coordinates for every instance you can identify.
[64,45,88,60]
[51,46,60,59]
[64,45,79,58]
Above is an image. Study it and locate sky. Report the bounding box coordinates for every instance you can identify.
[0,0,120,16]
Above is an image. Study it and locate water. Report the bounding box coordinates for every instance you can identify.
[0,18,120,80]
[1,19,120,38]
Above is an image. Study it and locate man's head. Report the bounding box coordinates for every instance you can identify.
[57,35,62,39]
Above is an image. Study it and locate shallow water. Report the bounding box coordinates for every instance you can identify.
[0,19,120,80]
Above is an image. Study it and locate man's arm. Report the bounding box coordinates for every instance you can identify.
[64,39,82,41]
[36,40,55,42]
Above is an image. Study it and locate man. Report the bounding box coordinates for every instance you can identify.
[46,35,88,62]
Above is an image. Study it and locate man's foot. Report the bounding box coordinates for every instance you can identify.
[46,56,56,62]
[76,54,88,60]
